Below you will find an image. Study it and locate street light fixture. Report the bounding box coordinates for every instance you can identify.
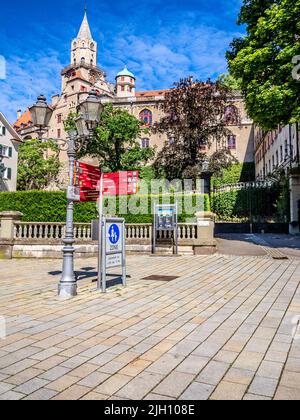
[29,91,103,299]
[29,95,52,138]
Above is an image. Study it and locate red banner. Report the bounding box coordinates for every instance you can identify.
[74,162,139,202]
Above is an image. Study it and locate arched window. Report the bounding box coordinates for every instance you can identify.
[139,109,153,126]
[224,105,239,125]
[141,138,150,149]
[81,57,85,64]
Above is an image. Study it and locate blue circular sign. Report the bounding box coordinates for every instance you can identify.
[108,224,120,245]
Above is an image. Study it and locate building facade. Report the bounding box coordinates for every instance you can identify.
[254,123,299,180]
[0,112,22,192]
[14,11,254,177]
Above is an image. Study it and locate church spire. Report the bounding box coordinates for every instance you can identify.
[77,10,92,40]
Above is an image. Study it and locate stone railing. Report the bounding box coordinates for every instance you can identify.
[0,211,216,259]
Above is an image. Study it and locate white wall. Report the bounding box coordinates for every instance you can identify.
[0,118,20,192]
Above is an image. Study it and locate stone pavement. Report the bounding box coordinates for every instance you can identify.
[0,254,300,400]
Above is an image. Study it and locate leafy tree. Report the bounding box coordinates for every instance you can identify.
[209,149,239,176]
[227,0,300,130]
[17,139,60,190]
[153,77,235,179]
[77,104,155,172]
[217,73,242,91]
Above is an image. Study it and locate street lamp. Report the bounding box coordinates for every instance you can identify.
[29,91,103,299]
[29,95,52,138]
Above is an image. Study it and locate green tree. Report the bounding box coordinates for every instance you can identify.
[77,104,155,172]
[227,0,300,130]
[217,73,242,91]
[17,139,61,190]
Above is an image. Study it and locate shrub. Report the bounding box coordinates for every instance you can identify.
[0,191,210,223]
[212,163,255,188]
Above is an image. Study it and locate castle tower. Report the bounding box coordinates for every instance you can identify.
[116,66,136,98]
[71,11,97,67]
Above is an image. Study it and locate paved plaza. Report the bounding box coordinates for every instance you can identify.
[0,254,300,400]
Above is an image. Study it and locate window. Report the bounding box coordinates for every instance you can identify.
[0,145,12,157]
[81,86,87,92]
[280,145,283,162]
[3,167,12,180]
[0,126,6,136]
[57,114,62,124]
[139,109,153,126]
[224,105,239,125]
[276,151,279,166]
[57,129,61,138]
[227,135,236,150]
[121,77,125,82]
[141,138,150,148]
[121,86,125,92]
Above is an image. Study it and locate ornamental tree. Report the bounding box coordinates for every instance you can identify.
[153,77,235,179]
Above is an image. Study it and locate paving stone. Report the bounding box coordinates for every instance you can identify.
[248,376,278,398]
[69,363,99,378]
[210,381,247,400]
[95,374,132,396]
[53,385,91,400]
[5,367,45,386]
[153,372,194,398]
[223,368,254,386]
[78,371,110,388]
[14,378,49,395]
[146,354,184,375]
[279,371,300,390]
[23,388,58,400]
[274,386,300,400]
[196,361,230,386]
[243,393,271,400]
[0,391,25,400]
[179,382,215,400]
[80,392,109,400]
[46,375,79,392]
[39,366,71,382]
[175,355,209,375]
[256,361,284,380]
[116,372,164,400]
[0,382,15,395]
[233,352,264,372]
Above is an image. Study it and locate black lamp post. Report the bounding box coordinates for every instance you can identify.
[29,91,103,299]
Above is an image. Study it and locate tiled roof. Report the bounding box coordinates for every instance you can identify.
[135,90,169,97]
[14,110,32,131]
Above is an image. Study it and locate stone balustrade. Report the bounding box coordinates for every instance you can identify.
[0,211,216,259]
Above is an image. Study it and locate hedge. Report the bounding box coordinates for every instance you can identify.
[0,191,210,223]
[212,163,255,188]
[211,187,280,221]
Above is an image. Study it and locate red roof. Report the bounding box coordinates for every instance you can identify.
[14,110,32,131]
[136,89,169,97]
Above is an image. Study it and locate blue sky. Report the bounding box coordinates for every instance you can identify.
[0,0,244,123]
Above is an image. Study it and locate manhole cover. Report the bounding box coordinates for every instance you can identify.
[142,275,179,282]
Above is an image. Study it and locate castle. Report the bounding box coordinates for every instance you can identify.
[14,11,254,171]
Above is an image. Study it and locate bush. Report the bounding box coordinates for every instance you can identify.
[212,163,255,188]
[211,187,281,221]
[0,191,210,223]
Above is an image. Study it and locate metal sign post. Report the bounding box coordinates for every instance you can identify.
[100,217,126,293]
[153,203,178,255]
[97,173,104,291]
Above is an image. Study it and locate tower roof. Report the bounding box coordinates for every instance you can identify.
[116,66,136,79]
[77,11,92,40]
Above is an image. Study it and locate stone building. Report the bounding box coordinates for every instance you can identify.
[14,11,254,174]
[0,112,22,192]
[254,123,300,232]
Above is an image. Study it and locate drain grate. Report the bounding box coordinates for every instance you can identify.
[142,275,179,282]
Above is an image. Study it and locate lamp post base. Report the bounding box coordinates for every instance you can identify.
[58,282,77,299]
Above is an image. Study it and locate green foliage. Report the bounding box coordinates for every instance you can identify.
[211,187,281,221]
[227,0,300,130]
[77,104,155,171]
[0,191,210,223]
[212,163,255,188]
[217,73,242,91]
[17,139,61,190]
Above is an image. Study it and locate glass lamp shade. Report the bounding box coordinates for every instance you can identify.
[78,90,103,124]
[29,95,53,128]
[75,116,90,138]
